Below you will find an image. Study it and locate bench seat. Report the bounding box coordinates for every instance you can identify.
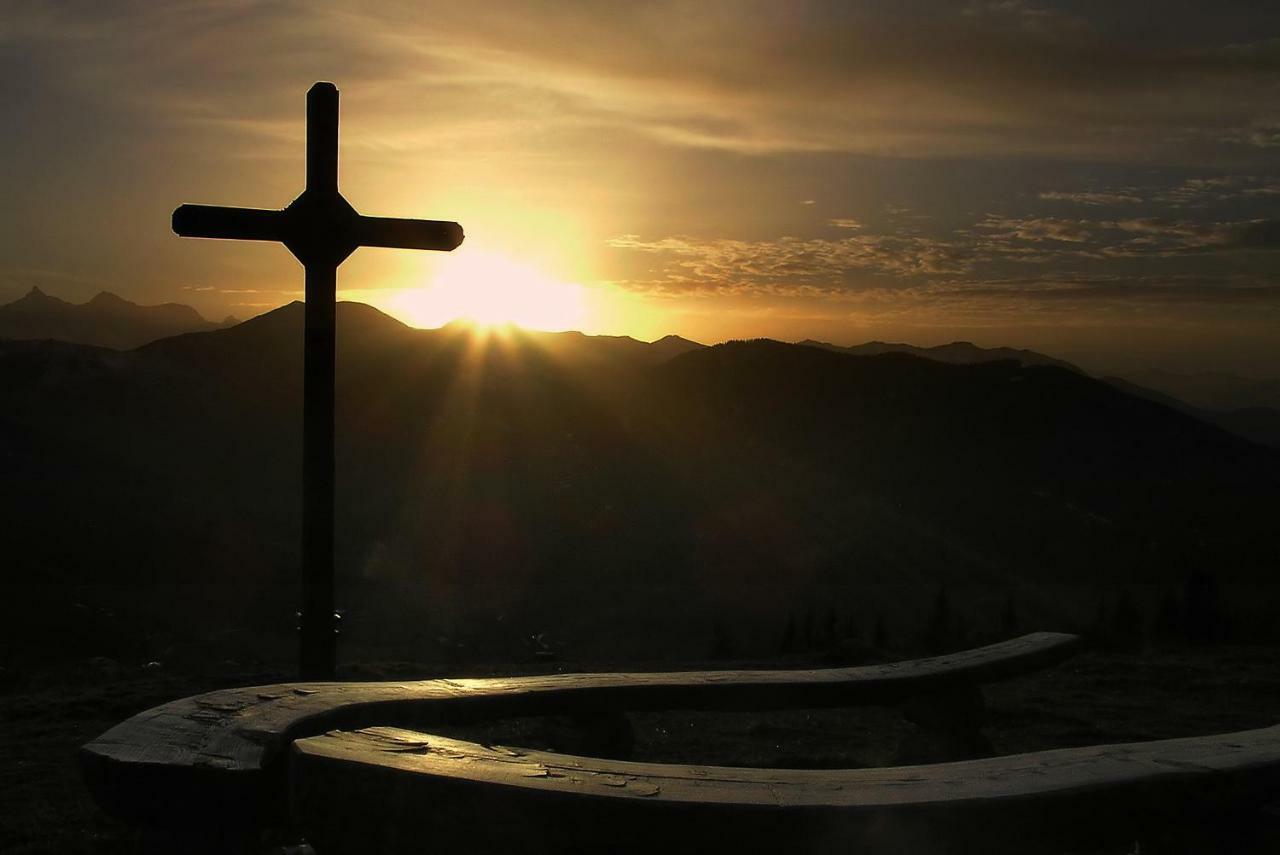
[292,724,1280,854]
[80,632,1077,832]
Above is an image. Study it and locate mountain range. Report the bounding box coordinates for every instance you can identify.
[798,337,1280,450]
[798,338,1082,374]
[2,287,1273,449]
[4,301,1275,618]
[0,287,235,350]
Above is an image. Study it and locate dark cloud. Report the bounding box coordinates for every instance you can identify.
[953,274,1280,305]
[1230,219,1280,250]
[7,2,1280,161]
[1038,191,1143,205]
[971,215,1280,258]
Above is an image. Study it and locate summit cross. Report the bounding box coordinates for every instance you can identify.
[172,82,464,679]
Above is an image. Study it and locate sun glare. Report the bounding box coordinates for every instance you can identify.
[384,250,589,332]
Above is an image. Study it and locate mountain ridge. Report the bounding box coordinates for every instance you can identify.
[0,287,236,350]
[4,306,1274,601]
[797,338,1083,373]
[799,336,1278,448]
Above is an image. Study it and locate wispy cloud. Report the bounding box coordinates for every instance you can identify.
[9,2,1280,162]
[606,231,972,295]
[1038,190,1143,205]
[607,210,1280,306]
[974,215,1280,257]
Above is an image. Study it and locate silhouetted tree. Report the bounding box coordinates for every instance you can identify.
[873,613,889,649]
[1154,588,1182,642]
[1000,593,1019,639]
[709,620,733,660]
[820,608,839,649]
[778,615,797,655]
[1111,589,1144,652]
[1090,597,1110,646]
[844,613,861,641]
[925,587,953,653]
[1183,570,1223,644]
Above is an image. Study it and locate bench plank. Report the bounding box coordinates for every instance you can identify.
[292,724,1280,854]
[80,632,1077,829]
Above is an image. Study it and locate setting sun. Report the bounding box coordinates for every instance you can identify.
[379,249,589,332]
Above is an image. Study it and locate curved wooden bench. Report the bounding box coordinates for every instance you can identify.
[292,723,1280,854]
[80,632,1077,833]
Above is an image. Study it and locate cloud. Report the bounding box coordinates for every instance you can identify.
[1154,175,1280,205]
[606,230,972,295]
[1038,190,1143,205]
[978,216,1098,244]
[1231,219,1280,249]
[608,203,1280,301]
[973,215,1280,257]
[9,2,1280,163]
[947,273,1280,306]
[1034,176,1280,209]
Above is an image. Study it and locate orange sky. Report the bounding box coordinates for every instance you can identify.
[3,2,1279,375]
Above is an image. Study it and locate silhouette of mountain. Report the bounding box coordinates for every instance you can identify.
[1104,375,1280,449]
[3,304,1277,647]
[649,334,706,362]
[497,328,703,366]
[1120,368,1280,412]
[799,338,1082,373]
[802,337,1279,449]
[0,287,235,350]
[1209,407,1280,449]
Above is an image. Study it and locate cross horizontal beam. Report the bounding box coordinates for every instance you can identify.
[355,216,464,252]
[173,205,284,243]
[173,205,464,254]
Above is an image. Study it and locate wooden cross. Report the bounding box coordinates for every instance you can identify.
[173,82,464,679]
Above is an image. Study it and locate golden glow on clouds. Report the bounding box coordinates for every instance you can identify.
[6,4,1279,373]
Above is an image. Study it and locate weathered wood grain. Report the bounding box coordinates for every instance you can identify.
[79,632,1077,830]
[292,724,1280,854]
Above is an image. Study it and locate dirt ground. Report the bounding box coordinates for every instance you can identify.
[3,644,1280,854]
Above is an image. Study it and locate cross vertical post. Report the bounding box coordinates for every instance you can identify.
[300,255,337,677]
[300,84,339,680]
[307,84,339,195]
[171,82,464,680]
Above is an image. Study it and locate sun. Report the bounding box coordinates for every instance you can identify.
[386,250,589,332]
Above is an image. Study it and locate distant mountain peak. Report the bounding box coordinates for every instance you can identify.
[647,333,705,363]
[209,299,410,342]
[0,287,221,350]
[87,290,133,307]
[16,286,66,306]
